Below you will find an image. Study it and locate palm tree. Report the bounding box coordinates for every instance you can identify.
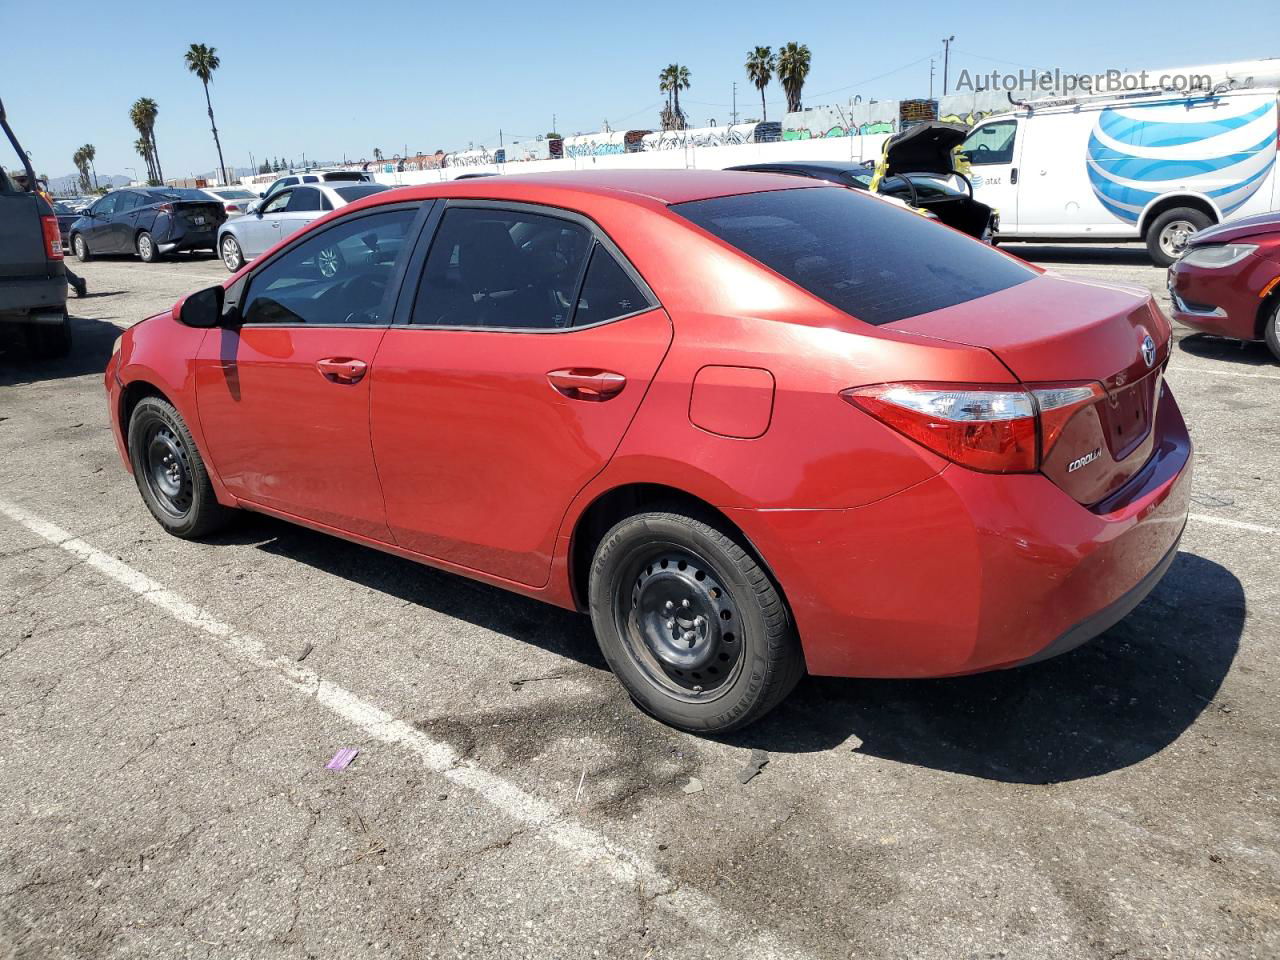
[72,148,91,193]
[130,98,161,183]
[185,43,229,186]
[658,64,691,130]
[746,47,776,122]
[81,143,99,190]
[777,43,811,114]
[133,138,153,183]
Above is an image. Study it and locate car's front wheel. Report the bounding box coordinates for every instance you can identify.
[127,396,232,538]
[1264,297,1280,363]
[220,234,245,272]
[137,231,159,263]
[588,507,804,733]
[73,233,91,262]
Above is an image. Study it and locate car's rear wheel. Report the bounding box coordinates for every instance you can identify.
[137,231,159,263]
[1146,207,1211,267]
[588,507,803,733]
[1264,297,1280,363]
[73,233,90,262]
[24,315,72,360]
[127,396,232,539]
[220,235,245,272]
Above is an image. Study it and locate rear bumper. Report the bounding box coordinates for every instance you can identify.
[731,387,1193,678]
[160,225,217,253]
[0,272,67,318]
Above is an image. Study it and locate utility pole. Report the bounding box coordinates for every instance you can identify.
[929,59,935,99]
[552,113,557,135]
[942,36,955,96]
[499,129,503,147]
[731,81,738,125]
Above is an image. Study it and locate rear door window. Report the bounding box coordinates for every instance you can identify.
[674,186,1033,326]
[410,206,593,329]
[286,187,323,213]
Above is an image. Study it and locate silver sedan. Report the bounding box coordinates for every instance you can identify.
[216,182,391,272]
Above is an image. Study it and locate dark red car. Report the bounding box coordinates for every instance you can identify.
[1168,211,1280,360]
[104,171,1192,732]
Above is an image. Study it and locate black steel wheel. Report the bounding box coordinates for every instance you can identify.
[589,507,803,733]
[127,396,232,538]
[619,548,745,699]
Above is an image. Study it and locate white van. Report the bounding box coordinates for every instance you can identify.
[962,86,1279,265]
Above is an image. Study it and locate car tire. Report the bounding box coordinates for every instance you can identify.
[127,396,232,539]
[137,231,160,263]
[588,507,804,733]
[220,234,245,273]
[72,233,91,262]
[1264,297,1280,363]
[24,315,72,360]
[1146,207,1212,267]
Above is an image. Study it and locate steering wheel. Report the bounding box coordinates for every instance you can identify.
[337,272,388,325]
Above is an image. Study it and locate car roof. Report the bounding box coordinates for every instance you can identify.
[730,161,868,176]
[354,169,824,209]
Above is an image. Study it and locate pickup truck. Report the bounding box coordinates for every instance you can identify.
[1,98,70,360]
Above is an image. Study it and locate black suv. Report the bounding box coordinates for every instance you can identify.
[0,98,69,359]
[70,187,227,263]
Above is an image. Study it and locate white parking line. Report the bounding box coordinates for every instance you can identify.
[1170,366,1280,381]
[1189,513,1280,537]
[0,498,811,960]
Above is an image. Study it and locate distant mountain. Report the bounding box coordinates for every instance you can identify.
[46,172,132,194]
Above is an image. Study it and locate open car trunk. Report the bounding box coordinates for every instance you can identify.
[880,122,970,178]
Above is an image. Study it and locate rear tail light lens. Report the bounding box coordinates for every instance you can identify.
[841,380,1104,473]
[40,215,64,260]
[156,203,174,215]
[226,204,240,212]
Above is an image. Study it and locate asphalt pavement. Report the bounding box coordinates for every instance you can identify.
[1,245,1277,960]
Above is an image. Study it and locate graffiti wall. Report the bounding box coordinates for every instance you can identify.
[639,121,782,151]
[563,130,649,158]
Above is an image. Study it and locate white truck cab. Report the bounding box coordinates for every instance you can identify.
[964,84,1279,265]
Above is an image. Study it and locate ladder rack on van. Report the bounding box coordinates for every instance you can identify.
[1011,76,1275,114]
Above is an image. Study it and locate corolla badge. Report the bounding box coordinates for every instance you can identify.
[1141,333,1157,368]
[1067,448,1102,473]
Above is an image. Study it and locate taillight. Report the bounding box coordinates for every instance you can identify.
[156,202,174,215]
[227,204,240,212]
[40,215,63,260]
[841,380,1104,474]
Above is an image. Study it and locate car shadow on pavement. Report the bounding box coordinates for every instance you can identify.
[0,314,120,385]
[1177,333,1278,367]
[216,514,609,670]
[1002,244,1155,266]
[729,551,1243,784]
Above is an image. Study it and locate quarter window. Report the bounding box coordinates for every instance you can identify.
[573,245,649,325]
[240,208,416,326]
[411,207,593,329]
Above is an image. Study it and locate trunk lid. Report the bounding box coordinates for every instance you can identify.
[891,274,1172,506]
[171,200,226,229]
[881,121,969,178]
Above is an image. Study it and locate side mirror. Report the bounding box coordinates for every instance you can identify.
[175,285,225,328]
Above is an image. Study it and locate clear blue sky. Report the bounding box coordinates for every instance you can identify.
[4,0,1277,180]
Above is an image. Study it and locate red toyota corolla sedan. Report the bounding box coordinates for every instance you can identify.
[104,171,1192,732]
[1167,211,1280,360]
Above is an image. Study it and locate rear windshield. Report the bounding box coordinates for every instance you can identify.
[211,189,256,199]
[143,188,211,202]
[334,184,389,202]
[674,186,1034,326]
[323,172,367,182]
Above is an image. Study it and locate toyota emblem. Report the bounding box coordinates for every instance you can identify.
[1140,333,1157,368]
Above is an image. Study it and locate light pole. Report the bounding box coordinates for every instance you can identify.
[125,166,137,185]
[942,36,955,96]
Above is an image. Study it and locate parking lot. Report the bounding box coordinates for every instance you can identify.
[1,246,1277,959]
